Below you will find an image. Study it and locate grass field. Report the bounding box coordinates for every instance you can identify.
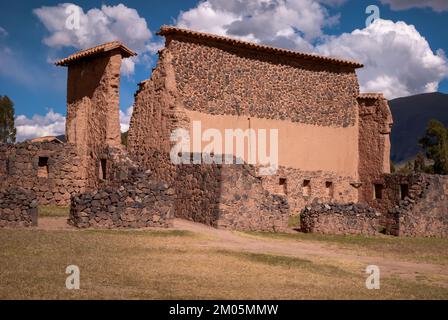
[1,222,447,300]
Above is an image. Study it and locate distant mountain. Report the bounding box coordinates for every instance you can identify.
[389,92,448,163]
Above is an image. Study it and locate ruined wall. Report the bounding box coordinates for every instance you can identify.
[0,188,38,228]
[382,174,448,237]
[261,167,358,215]
[0,142,88,206]
[66,51,123,186]
[300,203,381,236]
[69,147,175,229]
[175,160,289,232]
[358,95,393,204]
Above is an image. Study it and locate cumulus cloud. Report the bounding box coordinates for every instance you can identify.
[16,107,133,142]
[119,106,133,132]
[177,1,448,99]
[34,3,153,75]
[316,19,448,99]
[380,0,448,12]
[176,0,340,51]
[15,110,66,142]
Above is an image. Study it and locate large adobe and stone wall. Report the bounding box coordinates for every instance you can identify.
[0,142,88,206]
[128,27,372,224]
[0,188,38,228]
[61,44,134,188]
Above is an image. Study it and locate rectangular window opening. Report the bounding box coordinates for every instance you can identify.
[374,184,384,200]
[279,178,287,195]
[100,159,107,180]
[38,157,49,178]
[325,181,334,198]
[400,184,409,200]
[303,180,311,197]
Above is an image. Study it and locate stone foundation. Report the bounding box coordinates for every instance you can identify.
[301,203,381,236]
[0,188,38,228]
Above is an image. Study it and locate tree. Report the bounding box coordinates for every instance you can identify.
[0,95,17,143]
[419,119,448,175]
[413,152,425,173]
[121,131,128,147]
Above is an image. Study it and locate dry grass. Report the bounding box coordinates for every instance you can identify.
[0,228,447,300]
[38,206,70,218]
[243,231,448,266]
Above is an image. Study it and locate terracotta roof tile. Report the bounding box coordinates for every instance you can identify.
[157,25,364,69]
[56,41,137,66]
[358,93,385,100]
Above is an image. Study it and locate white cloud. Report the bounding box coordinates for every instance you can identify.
[176,1,448,99]
[119,106,133,132]
[34,3,154,76]
[380,0,448,12]
[0,26,8,37]
[15,106,133,142]
[15,110,66,142]
[176,0,339,51]
[316,19,448,99]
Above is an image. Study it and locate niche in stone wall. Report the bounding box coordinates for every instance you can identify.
[99,159,107,180]
[374,184,384,200]
[400,184,409,200]
[279,178,287,195]
[325,181,334,198]
[303,180,311,197]
[38,157,49,178]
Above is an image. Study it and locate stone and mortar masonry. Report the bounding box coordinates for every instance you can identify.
[69,148,175,229]
[301,202,380,236]
[0,142,88,206]
[0,188,38,228]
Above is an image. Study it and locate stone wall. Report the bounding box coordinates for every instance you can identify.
[69,148,175,229]
[0,142,88,206]
[0,188,38,228]
[260,166,358,215]
[174,160,290,232]
[382,174,448,237]
[301,203,381,236]
[167,35,360,127]
[358,95,393,204]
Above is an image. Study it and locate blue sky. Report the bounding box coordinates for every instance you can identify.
[0,0,447,140]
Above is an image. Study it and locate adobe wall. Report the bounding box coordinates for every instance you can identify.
[0,188,38,228]
[0,142,88,206]
[66,51,123,186]
[358,96,393,204]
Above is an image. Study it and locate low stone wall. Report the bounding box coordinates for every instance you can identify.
[69,149,175,229]
[301,203,381,236]
[0,188,38,228]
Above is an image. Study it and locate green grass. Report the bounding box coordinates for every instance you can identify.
[243,231,448,265]
[287,215,300,228]
[38,206,70,218]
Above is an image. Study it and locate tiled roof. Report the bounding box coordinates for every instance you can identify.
[358,93,385,100]
[157,25,364,69]
[56,41,137,66]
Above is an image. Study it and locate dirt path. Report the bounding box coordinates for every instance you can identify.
[173,219,448,281]
[37,217,448,282]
